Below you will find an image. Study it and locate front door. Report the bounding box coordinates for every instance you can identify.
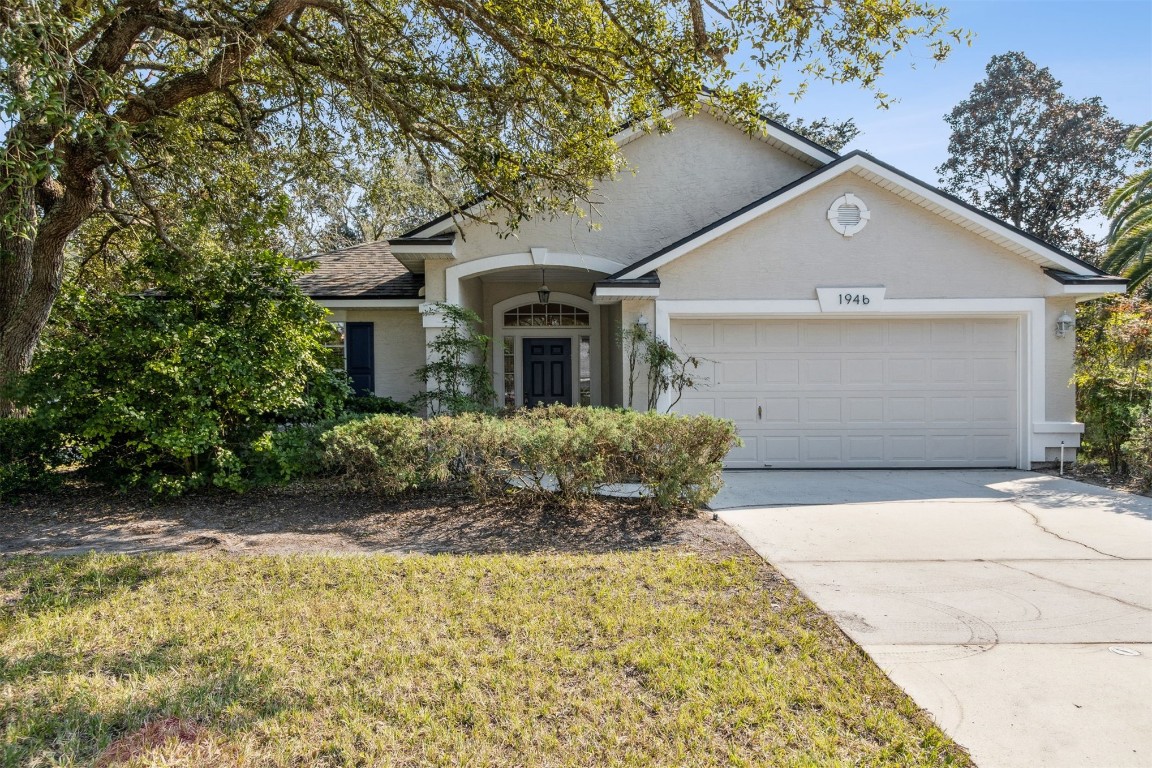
[523,338,572,406]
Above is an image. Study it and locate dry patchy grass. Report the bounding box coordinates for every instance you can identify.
[0,553,971,767]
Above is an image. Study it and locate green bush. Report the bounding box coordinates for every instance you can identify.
[344,395,413,416]
[322,406,738,510]
[1075,297,1152,473]
[323,413,451,494]
[1122,408,1152,489]
[0,416,62,500]
[17,246,350,495]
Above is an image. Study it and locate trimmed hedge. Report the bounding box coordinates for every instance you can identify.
[323,406,738,510]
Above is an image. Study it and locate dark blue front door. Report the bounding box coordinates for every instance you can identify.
[523,338,572,406]
[346,322,375,395]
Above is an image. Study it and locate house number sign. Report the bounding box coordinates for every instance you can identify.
[815,286,886,312]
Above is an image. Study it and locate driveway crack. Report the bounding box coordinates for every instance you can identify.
[1011,502,1124,560]
[995,561,1150,611]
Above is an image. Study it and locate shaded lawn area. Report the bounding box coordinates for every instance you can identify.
[0,553,970,767]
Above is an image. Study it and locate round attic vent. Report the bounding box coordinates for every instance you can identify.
[827,193,870,237]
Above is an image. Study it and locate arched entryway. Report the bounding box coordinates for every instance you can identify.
[492,292,600,408]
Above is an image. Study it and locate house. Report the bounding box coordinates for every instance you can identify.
[296,102,1127,469]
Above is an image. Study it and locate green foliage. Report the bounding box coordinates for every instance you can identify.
[344,395,414,416]
[323,414,451,494]
[1,0,966,418]
[0,415,61,500]
[1075,297,1152,473]
[1122,409,1152,489]
[937,52,1139,256]
[411,303,497,415]
[1103,121,1152,294]
[17,247,350,495]
[322,407,739,511]
[623,324,706,411]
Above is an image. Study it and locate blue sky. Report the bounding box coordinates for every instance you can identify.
[737,0,1152,184]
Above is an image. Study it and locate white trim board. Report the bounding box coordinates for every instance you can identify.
[617,155,1106,281]
[444,251,621,305]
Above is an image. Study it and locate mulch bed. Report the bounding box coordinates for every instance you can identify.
[0,475,749,557]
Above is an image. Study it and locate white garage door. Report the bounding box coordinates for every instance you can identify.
[672,318,1019,468]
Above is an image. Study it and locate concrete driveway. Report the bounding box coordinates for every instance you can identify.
[713,470,1152,768]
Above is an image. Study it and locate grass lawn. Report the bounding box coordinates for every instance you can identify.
[0,552,971,767]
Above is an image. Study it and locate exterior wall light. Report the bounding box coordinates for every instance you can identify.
[635,315,649,331]
[1055,311,1074,338]
[536,269,550,304]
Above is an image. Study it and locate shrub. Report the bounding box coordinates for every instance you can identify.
[0,416,62,500]
[321,406,738,510]
[1122,408,1152,489]
[410,303,496,415]
[344,395,413,416]
[1075,297,1152,473]
[323,414,451,494]
[17,246,349,495]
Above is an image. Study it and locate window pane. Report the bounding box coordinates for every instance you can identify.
[503,336,516,408]
[579,335,591,406]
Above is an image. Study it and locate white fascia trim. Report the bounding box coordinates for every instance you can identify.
[315,299,423,308]
[444,251,622,304]
[389,243,456,257]
[1062,283,1126,297]
[618,156,1098,281]
[655,297,1048,469]
[591,286,660,303]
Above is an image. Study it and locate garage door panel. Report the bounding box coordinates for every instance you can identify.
[761,436,800,463]
[844,358,885,385]
[887,397,926,423]
[847,397,885,423]
[758,358,799,385]
[806,436,843,461]
[802,322,842,347]
[718,322,756,349]
[804,398,842,423]
[889,358,928,385]
[718,358,758,387]
[673,317,1020,469]
[762,397,800,424]
[931,358,969,384]
[930,397,970,424]
[759,321,799,348]
[805,359,842,385]
[721,397,759,424]
[675,321,715,348]
[974,358,1014,385]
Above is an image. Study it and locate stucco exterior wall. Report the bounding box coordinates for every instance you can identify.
[1045,297,1077,423]
[343,308,425,402]
[450,114,817,267]
[658,176,1054,300]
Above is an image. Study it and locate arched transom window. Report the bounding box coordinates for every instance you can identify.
[503,302,590,328]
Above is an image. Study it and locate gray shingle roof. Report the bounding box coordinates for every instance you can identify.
[295,241,423,299]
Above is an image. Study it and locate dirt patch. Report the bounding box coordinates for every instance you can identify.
[0,476,749,557]
[1033,462,1151,497]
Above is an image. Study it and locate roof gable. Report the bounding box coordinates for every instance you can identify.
[609,151,1114,282]
[401,99,837,240]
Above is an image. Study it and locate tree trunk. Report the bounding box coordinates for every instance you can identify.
[0,143,100,417]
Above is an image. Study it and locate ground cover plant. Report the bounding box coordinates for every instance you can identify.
[0,552,972,767]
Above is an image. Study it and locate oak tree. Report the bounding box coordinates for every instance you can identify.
[0,0,963,413]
